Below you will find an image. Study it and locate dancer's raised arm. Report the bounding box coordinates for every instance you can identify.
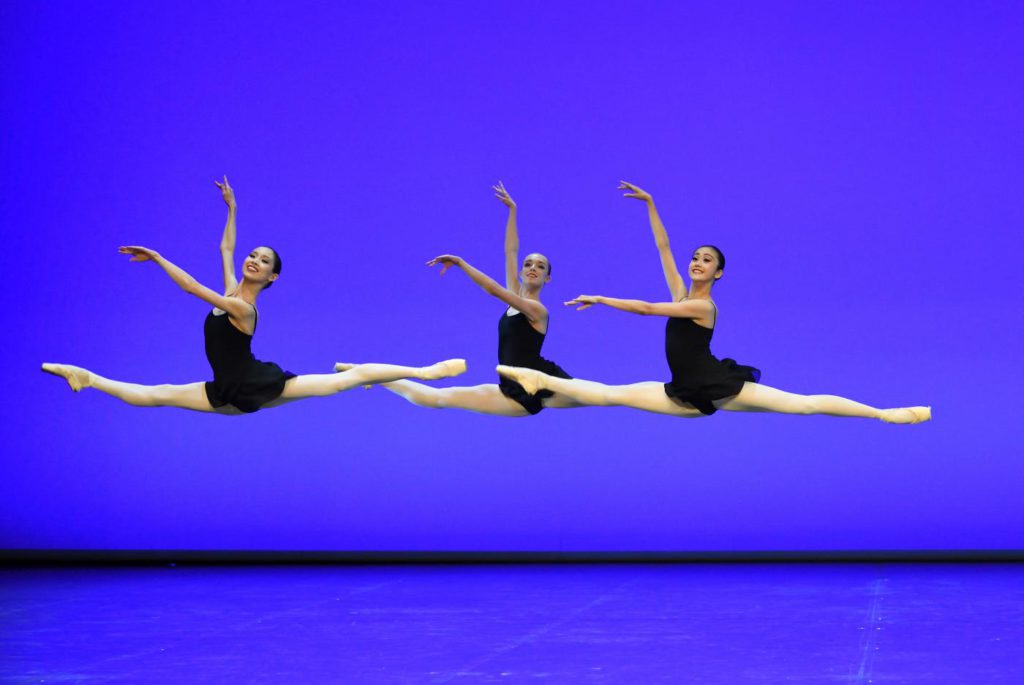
[566,294,713,320]
[215,176,239,295]
[119,245,254,322]
[428,254,548,324]
[494,181,520,291]
[619,181,686,302]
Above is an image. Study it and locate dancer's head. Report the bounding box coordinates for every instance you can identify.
[520,253,551,290]
[689,245,725,285]
[243,246,282,290]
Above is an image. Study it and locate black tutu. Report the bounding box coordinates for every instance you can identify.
[499,359,572,415]
[205,361,296,414]
[664,315,760,416]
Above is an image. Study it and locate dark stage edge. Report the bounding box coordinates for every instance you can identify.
[2,549,1023,565]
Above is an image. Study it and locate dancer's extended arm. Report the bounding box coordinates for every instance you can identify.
[429,254,547,324]
[619,181,686,302]
[495,181,519,291]
[119,246,254,321]
[566,294,712,320]
[215,176,239,295]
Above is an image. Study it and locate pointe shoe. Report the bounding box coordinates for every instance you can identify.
[424,359,467,380]
[41,363,92,392]
[496,364,542,395]
[879,406,932,424]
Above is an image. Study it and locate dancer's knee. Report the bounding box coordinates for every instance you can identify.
[591,385,618,407]
[122,383,171,407]
[396,385,444,408]
[148,384,182,407]
[791,395,816,414]
[799,395,837,415]
[419,390,446,409]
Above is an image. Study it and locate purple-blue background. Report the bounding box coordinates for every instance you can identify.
[3,2,1022,552]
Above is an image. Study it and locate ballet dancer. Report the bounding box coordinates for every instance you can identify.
[341,182,578,416]
[498,182,930,424]
[42,177,465,413]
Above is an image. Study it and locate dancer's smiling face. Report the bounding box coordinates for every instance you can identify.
[520,253,551,287]
[242,247,281,289]
[689,247,723,283]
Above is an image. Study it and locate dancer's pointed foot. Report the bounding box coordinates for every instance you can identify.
[879,406,931,424]
[421,359,467,381]
[41,363,93,392]
[496,365,543,395]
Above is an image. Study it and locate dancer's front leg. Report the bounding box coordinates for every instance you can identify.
[497,366,702,417]
[42,363,218,412]
[274,359,467,402]
[717,382,930,423]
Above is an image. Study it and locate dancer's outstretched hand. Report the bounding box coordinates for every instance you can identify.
[214,175,236,209]
[565,295,600,311]
[119,246,160,263]
[618,181,652,202]
[427,254,462,276]
[493,181,516,209]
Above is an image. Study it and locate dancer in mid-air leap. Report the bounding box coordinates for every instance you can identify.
[42,177,465,414]
[345,182,578,416]
[499,182,930,424]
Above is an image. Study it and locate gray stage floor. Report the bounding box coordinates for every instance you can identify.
[2,562,1023,683]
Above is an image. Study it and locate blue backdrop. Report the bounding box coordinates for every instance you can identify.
[3,2,1022,552]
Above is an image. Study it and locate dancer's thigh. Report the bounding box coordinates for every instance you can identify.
[715,382,808,414]
[614,381,706,417]
[541,392,586,409]
[154,381,223,413]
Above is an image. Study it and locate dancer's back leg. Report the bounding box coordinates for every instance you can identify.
[377,380,531,417]
[497,366,703,417]
[716,382,929,422]
[716,382,878,417]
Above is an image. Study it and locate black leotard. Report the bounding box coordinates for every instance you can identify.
[203,309,295,413]
[663,311,760,416]
[497,308,572,415]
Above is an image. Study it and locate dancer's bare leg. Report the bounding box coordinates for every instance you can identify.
[497,365,703,417]
[370,379,531,417]
[539,393,586,410]
[715,382,930,423]
[269,359,467,404]
[42,363,220,412]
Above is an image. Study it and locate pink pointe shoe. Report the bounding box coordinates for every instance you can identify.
[496,364,542,395]
[41,363,93,392]
[879,406,932,424]
[423,359,467,381]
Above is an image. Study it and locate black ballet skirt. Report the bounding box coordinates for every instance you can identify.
[497,309,572,415]
[203,309,295,413]
[663,316,760,416]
